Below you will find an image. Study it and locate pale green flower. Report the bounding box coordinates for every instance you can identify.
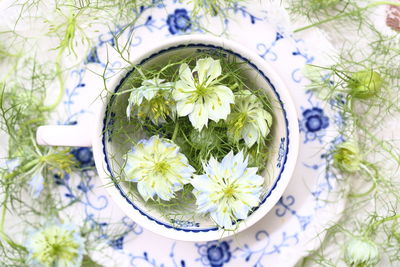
[124,135,195,201]
[191,151,264,229]
[333,141,362,173]
[345,237,380,267]
[28,224,84,267]
[348,69,382,99]
[173,57,235,130]
[227,90,272,147]
[126,78,175,124]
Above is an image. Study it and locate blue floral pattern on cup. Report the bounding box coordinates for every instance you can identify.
[71,147,95,168]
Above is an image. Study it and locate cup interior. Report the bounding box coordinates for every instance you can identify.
[100,43,290,232]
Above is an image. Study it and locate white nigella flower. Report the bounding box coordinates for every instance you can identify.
[27,224,84,267]
[124,135,195,201]
[345,237,381,267]
[126,78,175,124]
[227,90,273,147]
[173,57,235,130]
[191,151,264,229]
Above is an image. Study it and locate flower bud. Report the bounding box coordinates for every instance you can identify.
[345,237,380,267]
[348,69,382,99]
[333,141,362,173]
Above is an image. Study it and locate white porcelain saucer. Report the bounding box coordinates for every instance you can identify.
[56,1,345,266]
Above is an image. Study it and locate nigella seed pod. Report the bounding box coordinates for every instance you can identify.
[333,141,362,173]
[347,69,383,99]
[345,237,381,267]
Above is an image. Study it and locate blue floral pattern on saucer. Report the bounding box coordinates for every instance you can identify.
[300,107,330,143]
[196,241,232,267]
[167,9,191,34]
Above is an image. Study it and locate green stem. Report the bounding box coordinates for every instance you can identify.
[366,214,400,237]
[39,51,64,111]
[0,187,27,252]
[4,158,41,181]
[348,182,376,198]
[171,121,180,141]
[301,256,309,267]
[0,188,8,233]
[294,2,400,33]
[0,231,27,252]
[356,121,400,165]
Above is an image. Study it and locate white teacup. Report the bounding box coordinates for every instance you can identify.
[36,35,299,242]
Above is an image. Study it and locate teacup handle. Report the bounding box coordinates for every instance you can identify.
[36,125,92,147]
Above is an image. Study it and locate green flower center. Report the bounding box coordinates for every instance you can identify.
[154,161,170,175]
[228,112,248,139]
[195,84,210,97]
[223,184,237,198]
[233,112,248,130]
[333,146,362,173]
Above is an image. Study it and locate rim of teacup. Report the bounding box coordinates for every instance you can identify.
[92,34,299,242]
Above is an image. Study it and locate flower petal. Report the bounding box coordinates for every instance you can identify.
[137,181,155,201]
[211,209,233,229]
[232,200,251,219]
[176,100,195,117]
[242,125,259,147]
[179,63,195,88]
[173,80,195,101]
[192,174,214,192]
[194,57,222,86]
[29,171,44,198]
[189,101,209,130]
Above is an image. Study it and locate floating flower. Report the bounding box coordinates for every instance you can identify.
[345,237,380,267]
[126,78,175,124]
[27,224,84,267]
[227,90,272,147]
[124,135,195,201]
[191,151,264,229]
[347,69,382,99]
[173,57,235,130]
[333,141,362,173]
